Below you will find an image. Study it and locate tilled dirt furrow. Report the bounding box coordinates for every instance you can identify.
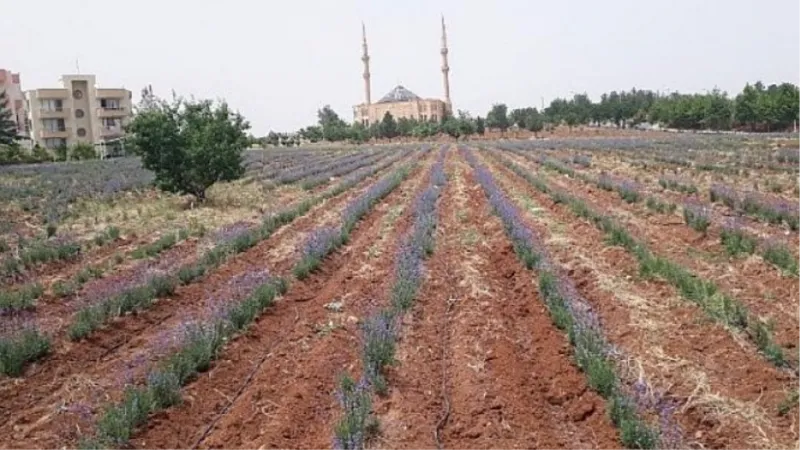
[501,150,800,349]
[378,151,618,449]
[0,156,413,449]
[128,153,432,449]
[479,150,798,449]
[193,156,432,450]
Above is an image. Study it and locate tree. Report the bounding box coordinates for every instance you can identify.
[734,83,759,130]
[475,116,485,135]
[317,105,348,141]
[524,109,544,136]
[0,90,18,145]
[128,95,250,200]
[265,131,280,146]
[378,112,398,139]
[136,85,160,113]
[486,103,510,132]
[298,126,322,143]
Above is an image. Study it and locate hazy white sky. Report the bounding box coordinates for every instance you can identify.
[3,0,798,134]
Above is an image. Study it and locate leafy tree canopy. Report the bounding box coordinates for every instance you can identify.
[127,94,250,200]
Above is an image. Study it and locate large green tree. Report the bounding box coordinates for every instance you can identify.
[317,105,349,141]
[486,103,510,132]
[378,112,398,138]
[128,95,250,200]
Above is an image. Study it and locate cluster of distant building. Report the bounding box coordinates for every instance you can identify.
[1,69,132,156]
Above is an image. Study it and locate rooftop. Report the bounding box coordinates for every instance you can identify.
[377,85,421,103]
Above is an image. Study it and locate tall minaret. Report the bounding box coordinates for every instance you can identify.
[440,15,452,111]
[361,22,372,105]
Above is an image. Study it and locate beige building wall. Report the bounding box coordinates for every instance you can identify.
[26,74,131,154]
[0,69,28,137]
[354,98,448,126]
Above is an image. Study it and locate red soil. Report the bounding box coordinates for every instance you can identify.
[502,151,800,350]
[480,150,798,449]
[0,154,416,449]
[130,153,433,449]
[375,150,619,448]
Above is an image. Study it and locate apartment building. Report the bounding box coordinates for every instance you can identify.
[0,69,29,138]
[26,74,132,154]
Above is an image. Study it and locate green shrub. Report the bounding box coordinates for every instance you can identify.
[0,283,43,312]
[70,143,98,160]
[0,328,51,377]
[762,241,799,276]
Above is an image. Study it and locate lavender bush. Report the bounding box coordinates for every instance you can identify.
[720,218,757,255]
[709,184,738,209]
[683,201,711,233]
[294,226,343,279]
[0,317,50,376]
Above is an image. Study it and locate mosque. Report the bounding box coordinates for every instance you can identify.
[353,17,452,126]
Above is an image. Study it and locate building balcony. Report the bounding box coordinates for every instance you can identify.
[39,108,70,119]
[34,88,69,99]
[97,89,130,99]
[100,126,125,137]
[97,107,128,117]
[39,129,69,139]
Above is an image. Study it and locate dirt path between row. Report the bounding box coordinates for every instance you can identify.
[192,153,434,449]
[375,150,619,449]
[479,150,798,449]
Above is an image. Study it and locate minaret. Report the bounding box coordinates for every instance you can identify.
[361,22,372,105]
[440,15,451,111]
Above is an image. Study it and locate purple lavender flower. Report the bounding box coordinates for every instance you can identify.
[213,221,253,246]
[300,226,341,261]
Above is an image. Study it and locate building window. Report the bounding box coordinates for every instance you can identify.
[41,99,63,112]
[42,118,65,132]
[77,128,87,137]
[102,118,119,128]
[43,138,67,149]
[100,98,121,109]
[75,109,85,118]
[73,89,83,99]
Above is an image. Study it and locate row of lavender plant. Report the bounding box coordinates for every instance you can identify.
[68,149,419,343]
[68,150,421,444]
[77,270,288,448]
[276,149,389,185]
[510,148,644,205]
[255,151,341,181]
[710,184,799,231]
[508,148,798,274]
[300,150,402,190]
[334,145,447,450]
[247,148,337,171]
[488,149,790,370]
[464,147,673,449]
[506,146,800,276]
[0,150,409,374]
[294,149,429,280]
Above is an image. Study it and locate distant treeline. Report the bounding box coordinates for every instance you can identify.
[260,81,799,145]
[543,81,799,132]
